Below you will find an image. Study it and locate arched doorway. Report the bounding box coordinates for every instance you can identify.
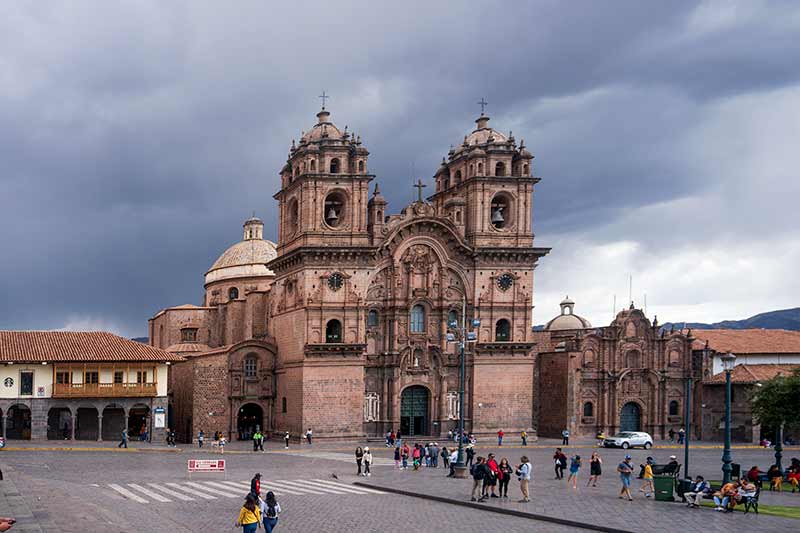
[128,404,150,440]
[6,404,32,440]
[47,407,72,440]
[401,386,429,437]
[76,407,99,440]
[620,402,641,432]
[102,404,126,441]
[237,403,263,441]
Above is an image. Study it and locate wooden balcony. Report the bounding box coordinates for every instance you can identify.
[52,382,157,398]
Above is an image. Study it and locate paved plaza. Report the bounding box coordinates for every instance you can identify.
[0,438,798,532]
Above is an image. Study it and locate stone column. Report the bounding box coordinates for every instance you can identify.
[97,415,103,442]
[1,415,6,439]
[438,374,448,437]
[71,414,77,440]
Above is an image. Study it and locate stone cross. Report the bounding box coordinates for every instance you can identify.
[413,179,427,202]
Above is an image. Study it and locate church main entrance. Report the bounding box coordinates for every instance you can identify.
[400,386,429,437]
[620,402,641,432]
[237,403,263,441]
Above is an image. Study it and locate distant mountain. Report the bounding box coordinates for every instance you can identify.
[132,336,149,344]
[659,307,800,332]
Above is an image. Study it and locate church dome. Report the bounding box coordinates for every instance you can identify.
[544,296,592,331]
[453,114,511,156]
[205,216,277,285]
[300,109,344,143]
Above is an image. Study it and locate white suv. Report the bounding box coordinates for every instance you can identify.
[603,432,653,449]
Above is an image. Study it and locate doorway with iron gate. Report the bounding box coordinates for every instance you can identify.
[620,402,642,432]
[400,386,429,437]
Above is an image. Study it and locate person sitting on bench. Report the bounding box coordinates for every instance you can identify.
[684,475,710,508]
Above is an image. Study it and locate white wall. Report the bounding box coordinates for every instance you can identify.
[0,364,54,399]
[710,353,800,375]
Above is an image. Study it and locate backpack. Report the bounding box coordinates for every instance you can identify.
[471,464,485,480]
[266,503,278,519]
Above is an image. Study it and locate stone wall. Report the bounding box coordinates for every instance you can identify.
[537,352,569,438]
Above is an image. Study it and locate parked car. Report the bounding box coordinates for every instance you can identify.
[603,431,653,449]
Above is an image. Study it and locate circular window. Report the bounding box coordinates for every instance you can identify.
[324,191,347,228]
[328,272,344,291]
[497,273,514,291]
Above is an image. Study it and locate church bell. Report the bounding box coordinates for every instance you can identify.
[326,207,339,221]
[491,207,504,223]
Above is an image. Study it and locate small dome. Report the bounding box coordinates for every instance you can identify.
[300,109,344,143]
[166,342,211,354]
[465,115,508,146]
[205,217,277,285]
[544,296,592,331]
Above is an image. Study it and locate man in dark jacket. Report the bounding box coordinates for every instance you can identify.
[250,473,261,498]
[470,457,486,501]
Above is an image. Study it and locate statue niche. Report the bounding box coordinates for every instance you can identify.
[401,244,439,298]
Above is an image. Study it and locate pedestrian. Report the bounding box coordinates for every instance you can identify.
[678,427,685,445]
[431,442,439,468]
[567,454,581,493]
[355,446,364,475]
[385,430,391,447]
[258,430,264,452]
[668,428,675,443]
[424,443,431,467]
[258,491,281,533]
[470,456,486,501]
[198,429,205,448]
[118,428,128,449]
[140,423,147,441]
[394,446,401,469]
[448,429,453,442]
[553,448,567,479]
[412,444,421,470]
[516,455,531,503]
[562,428,570,446]
[466,444,475,468]
[498,457,513,498]
[441,446,450,469]
[521,430,528,446]
[305,428,313,445]
[401,443,410,469]
[497,429,504,447]
[363,447,372,477]
[448,448,458,477]
[389,430,395,446]
[253,430,261,452]
[587,451,602,487]
[485,453,499,498]
[250,473,262,499]
[284,431,290,449]
[235,494,261,533]
[219,435,226,454]
[639,460,654,497]
[617,454,634,501]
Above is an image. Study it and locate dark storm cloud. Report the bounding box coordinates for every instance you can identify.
[0,1,798,335]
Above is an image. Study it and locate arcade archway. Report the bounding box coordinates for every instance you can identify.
[6,404,31,440]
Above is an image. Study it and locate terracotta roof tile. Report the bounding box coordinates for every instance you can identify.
[690,329,800,354]
[0,331,184,362]
[704,363,800,384]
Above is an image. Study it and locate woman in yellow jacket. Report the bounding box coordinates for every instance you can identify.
[236,494,261,532]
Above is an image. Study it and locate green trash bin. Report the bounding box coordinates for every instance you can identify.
[653,475,676,501]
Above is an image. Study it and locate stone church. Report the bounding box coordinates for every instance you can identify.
[149,106,550,442]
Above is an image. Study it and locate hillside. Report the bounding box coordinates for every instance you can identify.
[658,307,800,331]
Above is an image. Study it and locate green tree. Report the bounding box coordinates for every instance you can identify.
[751,368,800,429]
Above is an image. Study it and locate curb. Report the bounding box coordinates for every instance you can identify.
[2,446,181,453]
[353,482,634,533]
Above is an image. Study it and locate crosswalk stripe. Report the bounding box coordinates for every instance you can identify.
[185,481,240,498]
[259,479,318,495]
[127,483,172,503]
[165,482,217,500]
[308,479,383,494]
[108,483,149,504]
[312,479,386,495]
[217,480,296,497]
[146,483,195,501]
[275,479,346,494]
[203,481,249,496]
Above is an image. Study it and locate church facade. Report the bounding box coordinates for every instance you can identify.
[150,107,549,442]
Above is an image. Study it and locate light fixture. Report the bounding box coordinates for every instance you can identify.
[720,351,736,372]
[7,362,13,365]
[41,361,48,365]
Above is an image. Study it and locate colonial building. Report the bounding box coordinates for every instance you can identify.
[151,107,550,442]
[533,299,695,439]
[0,331,180,441]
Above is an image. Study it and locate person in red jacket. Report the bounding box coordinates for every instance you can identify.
[497,429,505,446]
[485,453,500,498]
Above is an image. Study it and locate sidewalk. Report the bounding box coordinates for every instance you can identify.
[0,477,42,532]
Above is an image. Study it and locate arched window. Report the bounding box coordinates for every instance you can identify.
[330,158,340,174]
[495,161,506,176]
[669,400,679,416]
[448,309,458,328]
[288,198,299,233]
[583,402,594,417]
[454,170,462,185]
[367,309,379,327]
[469,164,474,177]
[490,193,512,229]
[522,164,528,175]
[244,355,257,378]
[324,191,346,227]
[282,397,287,413]
[358,160,365,173]
[410,305,426,333]
[325,319,342,343]
[495,319,511,341]
[477,162,483,175]
[310,159,316,172]
[229,287,239,300]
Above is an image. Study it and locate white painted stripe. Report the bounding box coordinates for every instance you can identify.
[217,481,292,497]
[309,479,385,494]
[146,483,195,501]
[127,483,172,503]
[276,479,345,494]
[185,481,240,498]
[165,482,217,500]
[108,483,149,504]
[301,480,371,494]
[203,481,249,495]
[260,479,322,495]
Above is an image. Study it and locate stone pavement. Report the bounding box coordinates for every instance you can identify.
[0,477,42,532]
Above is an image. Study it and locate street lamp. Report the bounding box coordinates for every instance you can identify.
[446,287,478,479]
[720,351,736,484]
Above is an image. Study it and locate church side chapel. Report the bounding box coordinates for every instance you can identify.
[150,100,550,442]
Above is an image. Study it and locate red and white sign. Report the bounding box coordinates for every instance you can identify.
[188,459,225,472]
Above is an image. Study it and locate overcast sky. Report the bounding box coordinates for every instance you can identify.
[1,1,799,337]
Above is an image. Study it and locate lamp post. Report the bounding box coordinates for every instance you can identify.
[720,351,736,485]
[446,288,477,479]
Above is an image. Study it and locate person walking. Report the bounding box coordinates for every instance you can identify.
[355,446,364,475]
[497,429,504,447]
[553,448,567,479]
[617,455,634,501]
[498,458,513,498]
[250,473,261,499]
[284,431,290,449]
[668,428,675,443]
[401,443,410,469]
[521,430,528,446]
[394,445,401,469]
[198,429,205,448]
[305,428,313,445]
[235,494,261,533]
[517,455,531,503]
[448,448,458,477]
[470,456,486,501]
[465,444,475,468]
[561,428,570,446]
[441,446,450,469]
[219,435,226,454]
[485,454,500,498]
[567,454,581,493]
[678,427,686,445]
[639,460,654,497]
[253,430,261,452]
[431,443,439,468]
[363,447,372,477]
[259,491,281,533]
[412,444,421,470]
[587,451,602,487]
[118,428,128,449]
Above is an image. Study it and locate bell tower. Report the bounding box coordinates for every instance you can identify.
[275,106,373,256]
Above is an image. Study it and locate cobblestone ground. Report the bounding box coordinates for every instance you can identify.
[0,438,797,532]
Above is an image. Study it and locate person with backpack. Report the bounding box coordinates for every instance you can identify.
[363,447,373,476]
[470,456,487,501]
[259,491,281,532]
